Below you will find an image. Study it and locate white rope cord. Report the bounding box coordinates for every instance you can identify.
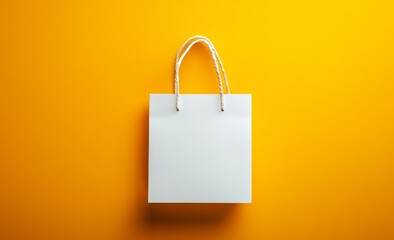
[175,39,223,111]
[174,36,230,111]
[175,36,230,94]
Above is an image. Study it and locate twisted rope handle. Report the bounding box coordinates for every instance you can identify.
[175,36,230,94]
[174,36,230,111]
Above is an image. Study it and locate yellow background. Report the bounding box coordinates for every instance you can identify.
[0,1,393,239]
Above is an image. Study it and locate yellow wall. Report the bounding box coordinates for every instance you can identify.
[0,1,393,239]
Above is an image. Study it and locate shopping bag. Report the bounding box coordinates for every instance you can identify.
[148,36,252,203]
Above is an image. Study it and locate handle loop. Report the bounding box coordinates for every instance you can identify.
[174,36,230,111]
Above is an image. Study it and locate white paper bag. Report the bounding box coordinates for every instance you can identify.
[148,36,252,203]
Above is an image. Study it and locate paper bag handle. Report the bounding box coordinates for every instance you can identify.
[174,36,230,111]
